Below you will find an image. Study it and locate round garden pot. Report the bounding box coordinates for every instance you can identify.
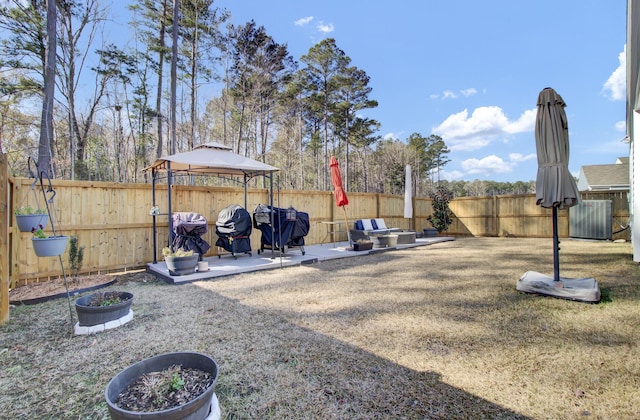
[75,291,134,327]
[423,228,438,237]
[371,235,398,248]
[15,213,49,232]
[32,235,69,257]
[105,352,219,420]
[165,254,199,276]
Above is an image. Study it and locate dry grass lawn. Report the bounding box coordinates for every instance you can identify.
[1,237,639,419]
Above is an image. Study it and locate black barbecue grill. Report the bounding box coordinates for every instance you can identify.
[215,204,252,259]
[253,204,309,256]
[171,212,211,258]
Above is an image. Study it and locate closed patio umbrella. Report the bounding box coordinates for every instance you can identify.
[517,87,600,303]
[535,87,580,282]
[404,164,413,229]
[329,156,351,244]
[535,88,580,210]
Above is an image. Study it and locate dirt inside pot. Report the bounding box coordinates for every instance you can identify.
[85,291,131,307]
[115,365,215,412]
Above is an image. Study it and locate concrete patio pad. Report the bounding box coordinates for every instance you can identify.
[147,236,455,284]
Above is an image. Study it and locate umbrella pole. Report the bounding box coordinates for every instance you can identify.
[341,206,351,245]
[552,206,560,282]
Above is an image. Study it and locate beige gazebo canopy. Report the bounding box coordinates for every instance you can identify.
[145,142,279,178]
[144,142,280,262]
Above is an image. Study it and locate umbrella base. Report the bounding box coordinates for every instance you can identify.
[517,271,601,303]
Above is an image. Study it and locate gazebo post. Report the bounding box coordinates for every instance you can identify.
[152,168,157,264]
[244,173,248,209]
[270,173,275,259]
[167,162,173,249]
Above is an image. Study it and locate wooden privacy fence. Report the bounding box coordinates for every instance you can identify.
[3,175,630,287]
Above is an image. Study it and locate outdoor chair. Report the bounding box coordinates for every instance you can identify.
[354,218,402,235]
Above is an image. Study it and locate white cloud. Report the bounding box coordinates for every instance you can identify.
[461,155,514,175]
[615,120,626,132]
[460,88,477,97]
[508,152,536,163]
[504,108,536,134]
[442,153,536,180]
[432,106,535,151]
[295,16,314,26]
[442,90,457,99]
[431,88,478,100]
[603,45,626,101]
[316,22,334,33]
[440,169,464,181]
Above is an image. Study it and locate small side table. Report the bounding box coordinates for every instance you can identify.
[319,221,346,247]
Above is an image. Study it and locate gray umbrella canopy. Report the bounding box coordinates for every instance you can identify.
[535,88,580,209]
[517,87,600,300]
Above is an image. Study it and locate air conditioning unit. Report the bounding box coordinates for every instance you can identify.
[569,200,612,240]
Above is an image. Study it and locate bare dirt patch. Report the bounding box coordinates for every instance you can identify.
[9,271,156,302]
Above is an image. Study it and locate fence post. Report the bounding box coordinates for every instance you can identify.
[494,195,498,237]
[1,153,9,323]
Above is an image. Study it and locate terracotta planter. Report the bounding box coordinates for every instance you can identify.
[75,291,133,327]
[165,254,199,276]
[32,235,69,257]
[105,352,219,420]
[15,213,49,232]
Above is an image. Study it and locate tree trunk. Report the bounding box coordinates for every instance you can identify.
[38,0,56,178]
[155,0,168,158]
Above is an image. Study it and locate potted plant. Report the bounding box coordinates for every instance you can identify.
[75,291,134,328]
[15,205,49,232]
[353,239,373,251]
[163,247,199,276]
[31,225,69,257]
[105,352,220,419]
[427,186,454,234]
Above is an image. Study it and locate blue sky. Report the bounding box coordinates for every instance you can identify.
[213,0,628,183]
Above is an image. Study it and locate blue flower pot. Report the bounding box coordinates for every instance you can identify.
[32,236,68,257]
[16,213,49,232]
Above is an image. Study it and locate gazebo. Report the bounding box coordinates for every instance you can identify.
[144,142,280,263]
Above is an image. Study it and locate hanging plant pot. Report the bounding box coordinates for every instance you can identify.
[32,235,69,257]
[75,291,133,327]
[15,213,49,232]
[105,352,220,420]
[165,254,199,276]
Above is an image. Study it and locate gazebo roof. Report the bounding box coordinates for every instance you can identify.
[144,142,279,178]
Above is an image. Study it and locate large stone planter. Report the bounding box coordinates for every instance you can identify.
[370,234,398,248]
[75,291,133,327]
[105,352,219,420]
[386,234,398,247]
[165,254,200,276]
[32,235,69,257]
[15,213,49,232]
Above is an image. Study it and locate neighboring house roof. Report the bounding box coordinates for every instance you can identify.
[577,160,629,191]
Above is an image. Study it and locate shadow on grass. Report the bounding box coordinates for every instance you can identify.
[0,279,533,419]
